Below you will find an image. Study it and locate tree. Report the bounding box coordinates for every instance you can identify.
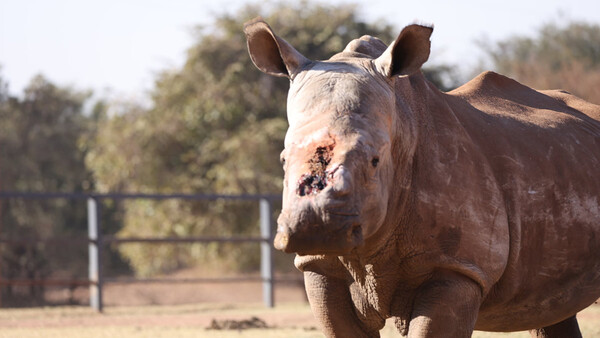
[480,21,600,103]
[0,74,93,305]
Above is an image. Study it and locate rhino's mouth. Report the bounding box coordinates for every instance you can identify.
[273,219,363,255]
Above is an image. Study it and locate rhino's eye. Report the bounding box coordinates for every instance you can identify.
[280,149,287,167]
[371,157,379,168]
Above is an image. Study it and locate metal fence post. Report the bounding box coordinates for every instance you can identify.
[259,198,274,308]
[87,197,103,312]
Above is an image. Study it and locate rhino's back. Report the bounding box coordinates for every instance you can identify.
[449,71,600,125]
[449,71,600,184]
[447,71,600,331]
[447,71,600,187]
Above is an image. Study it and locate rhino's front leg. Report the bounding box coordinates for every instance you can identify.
[304,270,381,338]
[408,271,482,338]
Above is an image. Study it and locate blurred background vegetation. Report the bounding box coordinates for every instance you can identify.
[1,1,599,305]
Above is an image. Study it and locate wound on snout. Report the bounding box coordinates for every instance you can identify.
[297,143,335,196]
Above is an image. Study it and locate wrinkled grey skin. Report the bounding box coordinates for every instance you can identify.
[244,17,600,338]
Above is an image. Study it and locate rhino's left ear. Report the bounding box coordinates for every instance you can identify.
[244,17,311,79]
[375,24,433,78]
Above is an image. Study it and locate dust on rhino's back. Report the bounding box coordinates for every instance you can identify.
[448,72,600,211]
[448,72,600,331]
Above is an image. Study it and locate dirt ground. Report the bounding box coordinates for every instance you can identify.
[2,269,600,337]
[41,267,307,306]
[0,301,599,338]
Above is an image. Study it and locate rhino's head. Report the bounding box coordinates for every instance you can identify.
[244,18,432,255]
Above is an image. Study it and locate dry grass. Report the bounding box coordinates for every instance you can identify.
[0,302,598,337]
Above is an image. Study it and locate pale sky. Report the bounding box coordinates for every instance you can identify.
[1,0,599,101]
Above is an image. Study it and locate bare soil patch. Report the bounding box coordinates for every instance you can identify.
[43,266,307,307]
[3,266,600,337]
[0,302,599,338]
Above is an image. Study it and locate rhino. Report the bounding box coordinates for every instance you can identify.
[244,17,600,337]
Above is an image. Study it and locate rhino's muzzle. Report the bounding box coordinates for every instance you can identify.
[274,212,363,255]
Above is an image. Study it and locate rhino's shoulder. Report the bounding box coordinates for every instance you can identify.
[448,71,572,114]
[448,71,528,98]
[449,71,600,121]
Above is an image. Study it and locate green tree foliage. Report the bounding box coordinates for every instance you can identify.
[480,21,600,103]
[86,2,404,276]
[1,75,92,192]
[0,74,92,304]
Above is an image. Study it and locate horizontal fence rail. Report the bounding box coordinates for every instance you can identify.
[102,235,265,244]
[0,191,280,201]
[0,279,94,287]
[0,191,286,311]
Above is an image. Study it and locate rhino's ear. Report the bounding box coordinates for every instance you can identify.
[375,24,433,78]
[244,17,311,79]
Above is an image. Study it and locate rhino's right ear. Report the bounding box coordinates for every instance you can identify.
[244,17,311,79]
